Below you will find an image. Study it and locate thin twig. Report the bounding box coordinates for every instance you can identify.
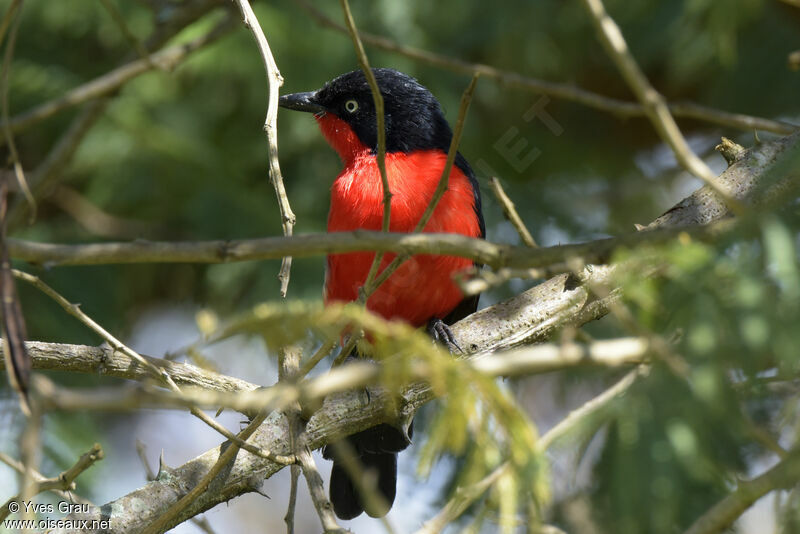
[296,444,346,533]
[488,177,537,247]
[8,98,110,227]
[338,0,391,303]
[1,179,30,414]
[231,0,296,297]
[18,404,40,522]
[580,0,744,214]
[683,449,800,534]
[537,366,646,451]
[293,0,797,136]
[415,463,509,534]
[0,0,35,220]
[284,463,300,534]
[0,443,103,521]
[8,217,738,270]
[13,271,167,373]
[457,266,566,296]
[98,0,158,68]
[45,443,103,492]
[415,73,480,233]
[299,338,338,378]
[278,349,300,534]
[0,0,22,46]
[13,269,294,465]
[135,440,157,480]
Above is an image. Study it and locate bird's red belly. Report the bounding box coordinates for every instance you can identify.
[326,251,473,327]
[324,150,481,327]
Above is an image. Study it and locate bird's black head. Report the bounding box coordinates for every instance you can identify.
[279,68,454,157]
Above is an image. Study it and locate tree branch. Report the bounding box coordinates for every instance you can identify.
[0,340,260,394]
[10,132,798,271]
[29,337,650,414]
[6,220,734,269]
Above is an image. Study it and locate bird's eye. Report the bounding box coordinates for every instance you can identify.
[344,99,359,113]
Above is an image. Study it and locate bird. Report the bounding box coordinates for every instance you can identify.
[279,68,485,520]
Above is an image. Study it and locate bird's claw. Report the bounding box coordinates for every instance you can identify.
[426,318,462,354]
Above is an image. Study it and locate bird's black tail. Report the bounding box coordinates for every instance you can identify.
[323,302,474,519]
[323,422,412,519]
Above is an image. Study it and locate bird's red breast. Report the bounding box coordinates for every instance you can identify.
[317,113,481,327]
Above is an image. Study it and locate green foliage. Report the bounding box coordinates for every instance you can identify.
[590,200,800,530]
[592,370,743,533]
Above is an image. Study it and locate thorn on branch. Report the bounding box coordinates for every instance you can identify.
[157,450,175,481]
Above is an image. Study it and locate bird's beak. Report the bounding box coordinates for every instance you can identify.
[278,91,325,113]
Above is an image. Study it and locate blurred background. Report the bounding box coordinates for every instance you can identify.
[1,0,799,532]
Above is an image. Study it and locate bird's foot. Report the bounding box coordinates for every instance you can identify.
[426,318,462,354]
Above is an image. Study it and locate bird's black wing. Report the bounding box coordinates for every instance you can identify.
[446,152,485,325]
